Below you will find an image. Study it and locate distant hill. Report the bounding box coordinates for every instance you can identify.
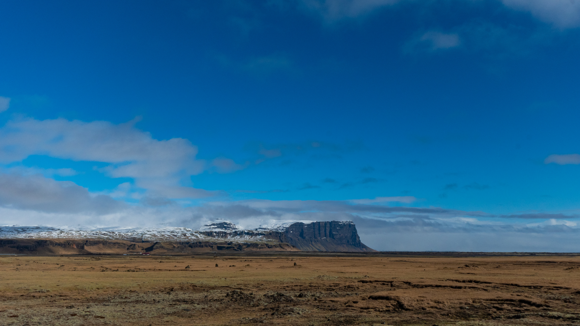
[0,221,375,254]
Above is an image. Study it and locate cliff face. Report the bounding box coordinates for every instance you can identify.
[278,221,375,252]
[199,221,375,252]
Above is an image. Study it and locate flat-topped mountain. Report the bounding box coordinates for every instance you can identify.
[280,221,374,252]
[0,221,375,254]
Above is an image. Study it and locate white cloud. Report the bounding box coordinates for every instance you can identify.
[545,154,580,165]
[0,173,124,214]
[0,204,203,230]
[349,196,417,204]
[502,0,580,29]
[0,96,10,112]
[547,218,577,227]
[0,117,208,198]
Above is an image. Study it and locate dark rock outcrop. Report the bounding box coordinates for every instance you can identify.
[272,221,375,252]
[198,221,375,252]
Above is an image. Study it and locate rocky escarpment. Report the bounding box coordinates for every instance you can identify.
[198,221,374,252]
[277,221,375,252]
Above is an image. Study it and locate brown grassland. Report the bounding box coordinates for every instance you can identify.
[1,254,580,325]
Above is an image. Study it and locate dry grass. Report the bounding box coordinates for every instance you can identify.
[1,255,580,325]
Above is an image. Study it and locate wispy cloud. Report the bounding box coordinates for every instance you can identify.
[501,213,580,219]
[0,96,10,113]
[350,196,416,204]
[211,157,248,173]
[298,0,400,21]
[1,166,77,177]
[248,140,363,165]
[228,198,476,217]
[545,154,580,165]
[297,183,321,191]
[404,20,552,58]
[235,189,289,194]
[258,147,283,158]
[502,0,580,29]
[415,31,461,52]
[299,0,580,30]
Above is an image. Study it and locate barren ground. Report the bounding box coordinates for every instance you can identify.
[1,254,580,325]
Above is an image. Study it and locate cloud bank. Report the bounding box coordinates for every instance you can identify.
[0,184,577,251]
[0,173,124,215]
[0,117,211,199]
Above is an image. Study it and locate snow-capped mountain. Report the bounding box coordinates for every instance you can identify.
[0,225,268,243]
[0,220,374,252]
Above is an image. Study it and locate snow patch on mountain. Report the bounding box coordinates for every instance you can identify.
[0,225,268,243]
[0,220,355,242]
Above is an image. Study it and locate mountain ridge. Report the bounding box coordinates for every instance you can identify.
[0,221,375,253]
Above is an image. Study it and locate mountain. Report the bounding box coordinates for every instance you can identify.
[196,221,374,252]
[280,221,374,252]
[0,221,375,254]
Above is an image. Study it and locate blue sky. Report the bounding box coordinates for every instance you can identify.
[1,0,580,251]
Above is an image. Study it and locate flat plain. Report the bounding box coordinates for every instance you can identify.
[1,253,580,325]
